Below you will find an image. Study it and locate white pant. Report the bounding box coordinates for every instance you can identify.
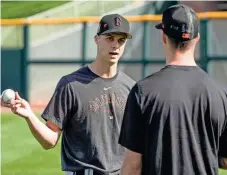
[65,169,93,175]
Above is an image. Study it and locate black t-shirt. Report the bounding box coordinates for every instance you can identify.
[119,65,227,175]
[41,66,135,174]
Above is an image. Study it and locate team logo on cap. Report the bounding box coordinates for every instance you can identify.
[114,17,122,26]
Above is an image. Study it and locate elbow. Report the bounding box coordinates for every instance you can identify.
[219,157,227,169]
[43,145,54,150]
[42,141,57,150]
[220,164,227,170]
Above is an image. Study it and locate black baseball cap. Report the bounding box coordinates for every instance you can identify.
[155,4,199,41]
[97,14,132,39]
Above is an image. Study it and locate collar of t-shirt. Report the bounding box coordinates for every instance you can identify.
[86,66,119,82]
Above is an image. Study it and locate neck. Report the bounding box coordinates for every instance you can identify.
[166,49,197,66]
[89,57,118,78]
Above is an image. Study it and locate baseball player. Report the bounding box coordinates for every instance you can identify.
[119,5,227,175]
[2,14,135,175]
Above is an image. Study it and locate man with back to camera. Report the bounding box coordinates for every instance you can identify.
[1,14,135,175]
[119,4,227,175]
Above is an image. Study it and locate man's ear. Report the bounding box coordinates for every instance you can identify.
[196,33,200,42]
[94,35,99,44]
[162,31,167,44]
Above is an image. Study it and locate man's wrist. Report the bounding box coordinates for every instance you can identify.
[25,112,35,121]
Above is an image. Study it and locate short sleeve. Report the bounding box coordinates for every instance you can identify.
[119,84,145,153]
[41,77,75,130]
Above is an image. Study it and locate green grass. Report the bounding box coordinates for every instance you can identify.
[1,112,227,175]
[1,113,62,175]
[220,169,227,174]
[1,1,70,19]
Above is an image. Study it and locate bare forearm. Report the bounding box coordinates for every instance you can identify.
[219,157,227,169]
[121,164,141,175]
[120,149,142,175]
[25,113,59,149]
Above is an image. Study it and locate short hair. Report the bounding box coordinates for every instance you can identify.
[168,36,194,51]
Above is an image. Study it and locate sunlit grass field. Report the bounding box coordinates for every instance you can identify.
[1,112,227,175]
[1,113,62,175]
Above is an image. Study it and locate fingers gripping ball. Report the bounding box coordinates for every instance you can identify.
[1,89,16,104]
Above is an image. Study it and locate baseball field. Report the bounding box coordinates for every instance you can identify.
[2,112,227,175]
[2,112,62,175]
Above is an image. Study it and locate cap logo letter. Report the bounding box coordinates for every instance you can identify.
[114,17,122,26]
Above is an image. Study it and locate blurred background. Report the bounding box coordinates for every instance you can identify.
[1,1,227,175]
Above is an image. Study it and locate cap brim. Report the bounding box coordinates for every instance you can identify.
[155,23,162,29]
[101,29,132,39]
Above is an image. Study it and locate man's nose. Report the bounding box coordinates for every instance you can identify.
[112,40,119,48]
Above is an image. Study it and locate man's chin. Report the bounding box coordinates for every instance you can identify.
[107,56,119,62]
[106,59,119,65]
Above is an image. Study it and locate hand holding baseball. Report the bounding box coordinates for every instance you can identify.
[11,92,33,119]
[1,90,33,119]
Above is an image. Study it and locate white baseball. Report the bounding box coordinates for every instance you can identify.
[1,89,16,104]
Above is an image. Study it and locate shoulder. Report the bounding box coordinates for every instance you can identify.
[56,66,96,89]
[197,69,227,95]
[137,67,169,86]
[65,66,96,83]
[134,71,162,95]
